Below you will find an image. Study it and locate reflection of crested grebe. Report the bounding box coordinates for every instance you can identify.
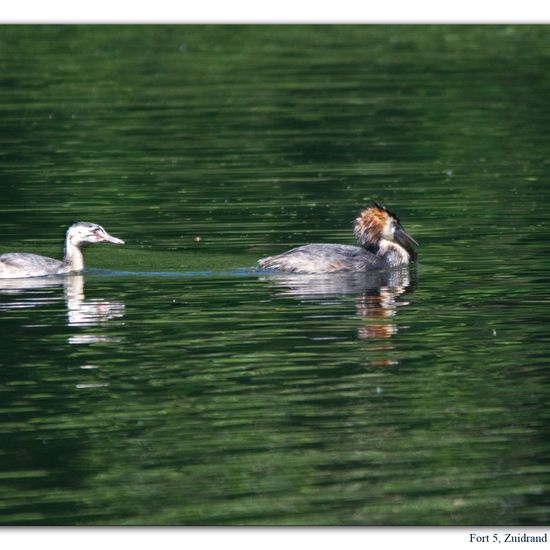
[259,267,414,298]
[0,222,124,279]
[258,202,418,274]
[260,267,416,343]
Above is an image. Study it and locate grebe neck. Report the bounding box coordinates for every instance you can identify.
[376,239,411,267]
[63,235,85,273]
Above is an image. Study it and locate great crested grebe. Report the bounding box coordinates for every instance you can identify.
[0,222,124,279]
[258,202,418,274]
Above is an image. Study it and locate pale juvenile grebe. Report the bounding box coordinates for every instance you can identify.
[258,202,418,274]
[0,222,124,279]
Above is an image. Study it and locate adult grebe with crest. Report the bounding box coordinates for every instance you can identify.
[258,202,418,274]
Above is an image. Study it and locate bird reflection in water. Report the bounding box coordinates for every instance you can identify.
[64,274,125,344]
[259,266,416,363]
[0,274,125,344]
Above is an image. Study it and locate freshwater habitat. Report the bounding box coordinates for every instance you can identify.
[0,25,549,525]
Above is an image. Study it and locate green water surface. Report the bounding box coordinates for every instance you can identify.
[0,25,549,525]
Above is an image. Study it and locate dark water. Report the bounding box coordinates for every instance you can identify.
[1,25,550,525]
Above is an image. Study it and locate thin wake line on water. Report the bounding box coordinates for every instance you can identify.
[87,268,260,278]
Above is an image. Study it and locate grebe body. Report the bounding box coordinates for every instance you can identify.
[258,202,417,274]
[0,222,124,279]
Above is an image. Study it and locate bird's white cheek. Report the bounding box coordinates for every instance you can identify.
[382,219,394,240]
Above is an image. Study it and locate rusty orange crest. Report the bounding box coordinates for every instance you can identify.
[353,202,392,247]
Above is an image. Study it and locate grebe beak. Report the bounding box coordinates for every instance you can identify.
[394,224,418,252]
[99,230,125,245]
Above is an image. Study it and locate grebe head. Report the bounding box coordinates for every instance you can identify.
[354,202,418,260]
[67,222,125,247]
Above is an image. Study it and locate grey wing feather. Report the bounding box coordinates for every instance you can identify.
[258,244,383,273]
[0,253,63,278]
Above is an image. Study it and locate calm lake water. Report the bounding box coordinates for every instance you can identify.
[0,25,550,525]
